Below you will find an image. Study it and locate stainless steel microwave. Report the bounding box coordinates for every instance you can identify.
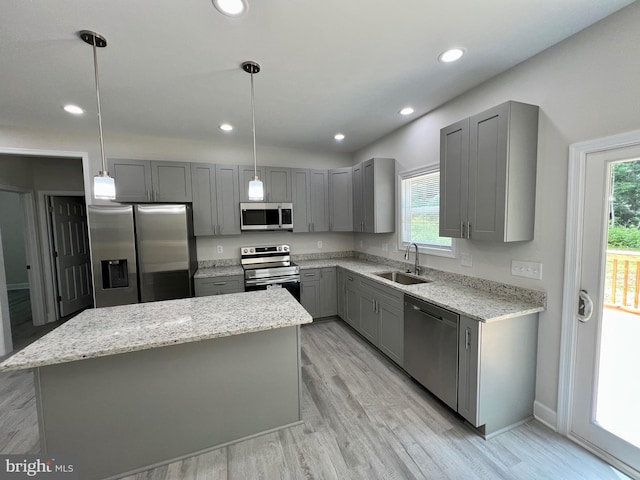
[240,202,293,231]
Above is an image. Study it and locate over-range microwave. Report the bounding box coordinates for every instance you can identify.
[240,202,293,231]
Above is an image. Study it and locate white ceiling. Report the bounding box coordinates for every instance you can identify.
[0,0,634,153]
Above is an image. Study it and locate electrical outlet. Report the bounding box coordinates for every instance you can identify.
[216,245,223,254]
[460,253,473,267]
[511,260,543,280]
[382,243,388,252]
[317,240,323,249]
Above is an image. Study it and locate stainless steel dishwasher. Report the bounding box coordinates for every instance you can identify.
[404,295,459,410]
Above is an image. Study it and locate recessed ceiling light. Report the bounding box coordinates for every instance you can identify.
[212,0,248,17]
[63,104,84,115]
[438,48,465,63]
[399,107,414,116]
[220,123,233,132]
[334,133,345,141]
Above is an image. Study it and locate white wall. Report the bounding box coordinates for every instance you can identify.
[353,2,640,418]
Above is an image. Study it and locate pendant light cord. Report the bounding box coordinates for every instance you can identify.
[250,71,257,179]
[92,37,107,176]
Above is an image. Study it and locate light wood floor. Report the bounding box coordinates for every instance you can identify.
[0,319,629,479]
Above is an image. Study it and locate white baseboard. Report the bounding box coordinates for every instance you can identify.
[7,283,29,291]
[533,400,558,431]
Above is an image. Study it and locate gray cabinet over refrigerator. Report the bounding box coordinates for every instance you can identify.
[108,159,193,203]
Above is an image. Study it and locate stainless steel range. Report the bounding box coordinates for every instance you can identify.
[241,244,300,300]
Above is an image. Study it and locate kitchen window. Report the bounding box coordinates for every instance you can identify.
[399,165,454,257]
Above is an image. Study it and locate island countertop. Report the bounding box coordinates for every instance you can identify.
[0,289,312,372]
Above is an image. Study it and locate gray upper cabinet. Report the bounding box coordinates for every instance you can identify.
[190,163,240,236]
[108,159,153,203]
[352,163,363,231]
[214,164,241,235]
[291,168,329,233]
[440,119,469,239]
[152,161,192,202]
[309,169,329,232]
[265,167,292,202]
[239,165,266,203]
[239,165,291,203]
[440,101,539,242]
[291,168,311,232]
[352,158,395,233]
[108,159,192,203]
[328,167,353,232]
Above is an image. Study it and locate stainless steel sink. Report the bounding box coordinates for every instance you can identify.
[374,271,431,285]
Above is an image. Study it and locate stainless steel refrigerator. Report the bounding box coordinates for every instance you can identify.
[88,204,197,307]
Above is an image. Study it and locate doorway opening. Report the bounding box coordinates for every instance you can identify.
[597,158,640,448]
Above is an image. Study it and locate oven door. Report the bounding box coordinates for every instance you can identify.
[245,277,300,301]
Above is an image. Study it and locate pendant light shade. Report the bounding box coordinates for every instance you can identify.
[80,30,116,201]
[242,61,264,201]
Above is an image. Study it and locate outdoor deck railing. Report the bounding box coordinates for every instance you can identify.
[606,250,640,312]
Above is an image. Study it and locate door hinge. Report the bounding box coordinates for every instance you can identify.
[57,295,62,302]
[53,251,58,258]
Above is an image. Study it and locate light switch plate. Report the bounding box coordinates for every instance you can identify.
[216,245,223,254]
[460,253,472,267]
[317,240,323,249]
[511,260,543,280]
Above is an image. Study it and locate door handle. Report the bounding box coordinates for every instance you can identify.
[577,289,594,323]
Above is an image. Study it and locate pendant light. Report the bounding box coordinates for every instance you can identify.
[80,30,116,200]
[242,61,264,201]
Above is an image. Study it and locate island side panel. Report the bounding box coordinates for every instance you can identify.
[34,325,301,480]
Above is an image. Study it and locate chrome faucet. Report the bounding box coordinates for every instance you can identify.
[404,243,422,275]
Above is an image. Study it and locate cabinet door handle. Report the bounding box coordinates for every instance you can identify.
[304,273,316,277]
[213,282,227,286]
[147,191,151,201]
[372,300,376,312]
[465,327,471,350]
[461,222,465,238]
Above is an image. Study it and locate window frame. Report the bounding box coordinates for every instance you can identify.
[397,164,456,258]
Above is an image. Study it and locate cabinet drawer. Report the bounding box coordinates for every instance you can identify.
[194,276,244,296]
[300,268,321,282]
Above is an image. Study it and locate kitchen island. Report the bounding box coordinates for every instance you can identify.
[0,289,312,480]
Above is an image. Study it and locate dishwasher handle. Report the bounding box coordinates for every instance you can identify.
[410,304,457,328]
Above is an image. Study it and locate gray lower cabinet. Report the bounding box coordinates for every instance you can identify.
[108,159,192,203]
[291,169,329,233]
[336,268,345,318]
[239,166,292,203]
[194,275,244,296]
[328,167,353,232]
[457,313,539,437]
[337,268,404,367]
[439,101,538,242]
[344,272,360,330]
[360,277,403,365]
[300,267,337,319]
[191,163,240,236]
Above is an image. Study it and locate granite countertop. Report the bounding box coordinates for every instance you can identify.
[192,255,545,322]
[0,289,311,372]
[194,265,243,278]
[294,258,546,323]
